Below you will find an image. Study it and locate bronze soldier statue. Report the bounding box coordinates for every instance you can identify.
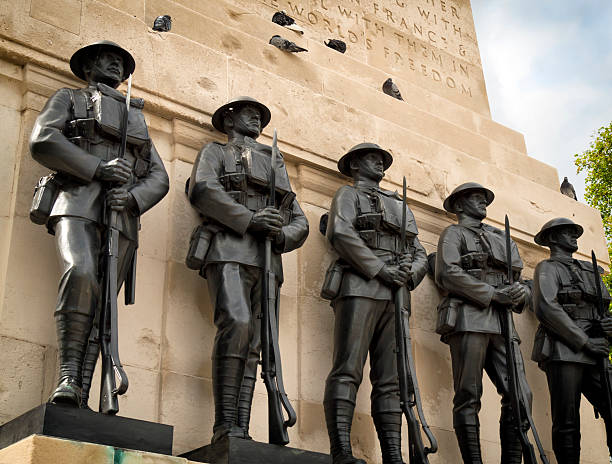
[321,143,428,464]
[29,41,169,410]
[187,97,309,443]
[434,182,532,464]
[532,218,612,463]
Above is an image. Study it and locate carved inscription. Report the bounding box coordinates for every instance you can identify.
[257,0,481,99]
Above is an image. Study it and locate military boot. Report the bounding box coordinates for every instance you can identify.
[324,399,366,464]
[500,420,523,464]
[80,337,100,409]
[237,374,256,440]
[211,357,247,443]
[373,412,405,464]
[50,312,92,407]
[455,425,483,464]
[552,431,580,464]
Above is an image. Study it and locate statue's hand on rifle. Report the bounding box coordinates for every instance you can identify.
[249,207,284,241]
[107,187,138,213]
[492,288,513,307]
[600,317,612,338]
[506,282,526,306]
[378,264,409,288]
[584,337,610,357]
[95,158,132,183]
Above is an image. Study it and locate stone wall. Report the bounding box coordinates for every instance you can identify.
[0,0,608,462]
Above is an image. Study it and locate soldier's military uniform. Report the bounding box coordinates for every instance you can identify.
[187,97,309,442]
[434,182,532,464]
[322,143,428,464]
[29,41,169,408]
[532,218,612,463]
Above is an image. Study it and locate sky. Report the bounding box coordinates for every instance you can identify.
[470,1,612,201]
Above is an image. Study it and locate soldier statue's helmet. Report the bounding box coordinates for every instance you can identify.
[211,96,272,134]
[534,217,584,246]
[337,142,393,177]
[69,40,136,82]
[443,181,495,213]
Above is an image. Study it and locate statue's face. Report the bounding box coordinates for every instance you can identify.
[86,49,125,88]
[456,191,487,220]
[229,105,262,138]
[352,151,385,182]
[548,227,579,253]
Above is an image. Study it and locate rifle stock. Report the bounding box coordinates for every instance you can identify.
[260,130,296,445]
[395,177,437,463]
[503,216,548,464]
[99,75,132,414]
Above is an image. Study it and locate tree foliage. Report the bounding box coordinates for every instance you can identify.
[575,122,612,290]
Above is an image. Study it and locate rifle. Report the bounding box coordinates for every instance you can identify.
[394,176,437,463]
[502,215,549,464]
[99,74,132,415]
[589,250,612,423]
[260,129,297,445]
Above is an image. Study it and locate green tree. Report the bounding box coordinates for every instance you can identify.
[575,122,612,291]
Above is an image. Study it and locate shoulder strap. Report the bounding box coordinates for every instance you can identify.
[220,144,238,174]
[457,224,484,253]
[355,189,373,214]
[68,88,90,119]
[555,261,575,287]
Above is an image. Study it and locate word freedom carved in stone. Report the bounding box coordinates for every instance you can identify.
[258,0,482,101]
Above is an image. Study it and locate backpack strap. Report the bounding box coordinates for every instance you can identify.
[67,88,91,119]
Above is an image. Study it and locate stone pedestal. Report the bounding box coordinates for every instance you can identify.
[0,435,194,464]
[181,437,330,464]
[0,403,173,455]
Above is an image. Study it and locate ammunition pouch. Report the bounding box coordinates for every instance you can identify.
[30,174,62,225]
[321,260,346,300]
[460,252,488,271]
[65,118,96,151]
[557,289,583,305]
[436,297,460,335]
[356,212,382,231]
[358,230,409,254]
[561,303,597,321]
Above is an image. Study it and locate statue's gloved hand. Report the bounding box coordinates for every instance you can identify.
[95,158,132,183]
[248,207,283,237]
[600,317,612,337]
[506,282,526,306]
[491,288,513,307]
[399,253,413,272]
[107,188,137,212]
[584,337,610,357]
[378,264,409,288]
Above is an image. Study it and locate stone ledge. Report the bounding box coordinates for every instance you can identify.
[0,435,194,464]
[0,403,173,455]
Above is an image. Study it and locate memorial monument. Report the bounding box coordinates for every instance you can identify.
[0,0,609,463]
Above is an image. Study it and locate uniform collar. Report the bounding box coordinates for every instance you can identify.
[549,251,576,266]
[458,216,483,229]
[354,179,382,193]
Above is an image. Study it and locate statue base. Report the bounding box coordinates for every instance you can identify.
[181,436,330,463]
[0,403,173,455]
